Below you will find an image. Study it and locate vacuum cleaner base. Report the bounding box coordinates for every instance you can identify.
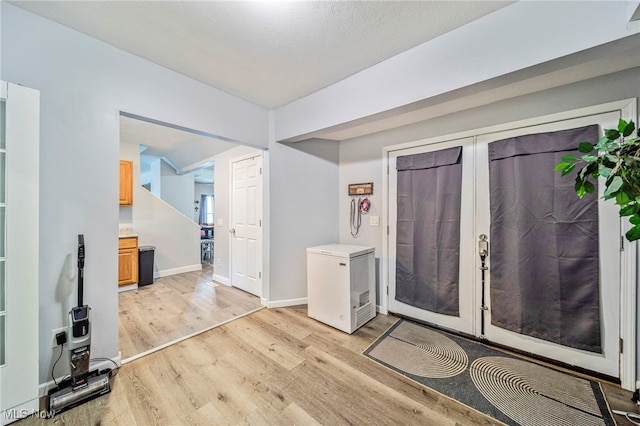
[47,369,111,416]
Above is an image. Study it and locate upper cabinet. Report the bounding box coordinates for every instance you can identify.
[119,160,133,205]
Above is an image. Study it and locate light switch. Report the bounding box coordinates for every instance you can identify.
[369,215,380,227]
[217,218,223,226]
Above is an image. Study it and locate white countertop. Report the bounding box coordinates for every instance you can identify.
[118,234,138,239]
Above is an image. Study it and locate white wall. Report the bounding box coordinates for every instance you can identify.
[131,187,201,277]
[159,160,195,219]
[120,137,201,278]
[150,158,162,197]
[268,139,340,303]
[212,145,263,284]
[1,3,269,386]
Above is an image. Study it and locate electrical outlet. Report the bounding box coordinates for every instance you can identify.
[216,258,221,265]
[51,327,67,348]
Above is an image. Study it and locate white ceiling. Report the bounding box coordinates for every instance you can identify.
[121,115,237,184]
[16,0,513,179]
[11,0,512,109]
[13,1,640,174]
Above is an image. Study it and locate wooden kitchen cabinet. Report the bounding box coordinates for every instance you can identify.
[119,160,133,205]
[118,236,138,286]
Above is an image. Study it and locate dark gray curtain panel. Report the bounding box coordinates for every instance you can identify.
[488,125,601,353]
[395,146,462,316]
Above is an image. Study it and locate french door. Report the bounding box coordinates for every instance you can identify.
[388,111,622,378]
[389,136,476,335]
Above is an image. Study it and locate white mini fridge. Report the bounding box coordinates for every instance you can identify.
[306,244,376,334]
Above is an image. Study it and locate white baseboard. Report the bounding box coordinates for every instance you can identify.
[38,354,122,397]
[118,283,137,292]
[155,264,202,278]
[267,297,307,308]
[376,304,388,314]
[212,274,230,286]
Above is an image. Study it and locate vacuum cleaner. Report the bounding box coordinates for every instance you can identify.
[48,234,112,415]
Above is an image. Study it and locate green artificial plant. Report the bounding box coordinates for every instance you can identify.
[555,119,640,241]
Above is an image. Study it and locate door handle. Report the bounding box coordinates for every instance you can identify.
[230,228,236,235]
[478,234,488,258]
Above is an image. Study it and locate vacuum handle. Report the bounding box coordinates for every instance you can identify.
[77,234,85,307]
[78,234,85,269]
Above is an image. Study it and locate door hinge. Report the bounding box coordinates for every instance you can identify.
[259,272,262,279]
[620,338,624,354]
[387,164,389,175]
[259,167,262,175]
[259,219,262,227]
[621,235,625,251]
[386,286,389,295]
[387,225,389,235]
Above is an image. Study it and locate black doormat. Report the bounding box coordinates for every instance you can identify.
[363,319,614,426]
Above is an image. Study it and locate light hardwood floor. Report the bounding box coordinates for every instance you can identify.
[20,306,637,425]
[119,264,263,360]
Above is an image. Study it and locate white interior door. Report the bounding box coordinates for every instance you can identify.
[388,111,622,379]
[230,154,262,297]
[476,112,621,378]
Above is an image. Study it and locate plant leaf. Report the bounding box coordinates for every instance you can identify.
[585,162,598,176]
[620,203,638,216]
[554,162,569,171]
[579,164,598,180]
[629,214,640,225]
[595,136,610,149]
[581,155,597,162]
[583,180,595,194]
[578,142,594,153]
[575,179,586,198]
[603,155,618,167]
[618,119,629,133]
[561,164,575,176]
[623,120,636,138]
[617,190,630,205]
[597,165,609,178]
[561,154,577,163]
[604,175,623,199]
[626,225,640,241]
[605,129,620,140]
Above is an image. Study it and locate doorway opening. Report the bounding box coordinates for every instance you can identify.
[118,113,266,361]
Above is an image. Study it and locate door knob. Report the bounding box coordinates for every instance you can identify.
[230,228,236,235]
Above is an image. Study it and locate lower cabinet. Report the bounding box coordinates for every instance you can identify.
[118,237,138,286]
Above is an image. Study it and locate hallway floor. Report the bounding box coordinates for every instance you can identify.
[118,263,263,360]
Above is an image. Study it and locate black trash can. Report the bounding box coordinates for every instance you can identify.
[138,246,155,286]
